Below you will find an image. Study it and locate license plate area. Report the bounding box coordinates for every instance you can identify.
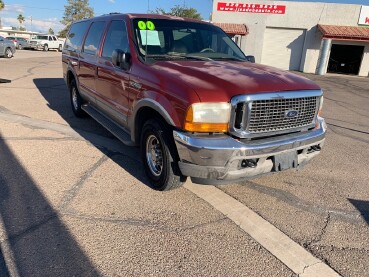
[272,151,298,171]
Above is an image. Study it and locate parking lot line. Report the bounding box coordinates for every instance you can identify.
[184,182,341,277]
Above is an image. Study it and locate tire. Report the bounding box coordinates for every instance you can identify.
[69,79,86,117]
[141,119,186,191]
[58,44,63,52]
[18,44,23,50]
[43,44,49,51]
[5,48,13,58]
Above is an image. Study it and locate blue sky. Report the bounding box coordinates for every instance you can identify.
[0,0,368,33]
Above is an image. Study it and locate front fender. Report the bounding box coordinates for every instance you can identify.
[129,92,182,143]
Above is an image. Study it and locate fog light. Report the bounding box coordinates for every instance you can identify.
[241,159,257,168]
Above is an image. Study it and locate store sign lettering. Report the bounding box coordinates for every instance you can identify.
[358,6,369,25]
[217,2,286,14]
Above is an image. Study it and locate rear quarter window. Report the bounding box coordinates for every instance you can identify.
[65,21,90,52]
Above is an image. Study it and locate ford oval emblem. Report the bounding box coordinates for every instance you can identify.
[285,110,299,118]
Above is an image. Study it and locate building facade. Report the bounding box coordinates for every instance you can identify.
[212,0,369,76]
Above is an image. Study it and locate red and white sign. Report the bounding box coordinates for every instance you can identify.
[358,6,369,25]
[217,2,286,14]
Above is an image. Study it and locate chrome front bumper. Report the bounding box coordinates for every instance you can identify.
[28,44,43,50]
[174,117,326,184]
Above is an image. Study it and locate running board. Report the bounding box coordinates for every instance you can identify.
[82,104,135,146]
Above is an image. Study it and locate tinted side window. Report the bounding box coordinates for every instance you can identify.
[102,20,129,60]
[83,21,105,56]
[65,21,90,52]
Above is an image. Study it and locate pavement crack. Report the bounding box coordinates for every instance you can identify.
[327,125,369,144]
[62,211,228,234]
[298,261,321,276]
[240,182,362,223]
[11,62,51,83]
[181,217,228,231]
[0,137,81,142]
[58,155,109,211]
[7,214,57,243]
[303,212,331,248]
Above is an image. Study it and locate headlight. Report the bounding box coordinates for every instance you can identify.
[184,102,231,132]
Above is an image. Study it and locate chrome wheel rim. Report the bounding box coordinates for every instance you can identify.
[72,87,79,110]
[6,49,12,58]
[146,134,163,177]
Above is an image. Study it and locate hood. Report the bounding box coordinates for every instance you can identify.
[152,60,320,102]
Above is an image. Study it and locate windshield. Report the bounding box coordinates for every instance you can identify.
[132,18,247,62]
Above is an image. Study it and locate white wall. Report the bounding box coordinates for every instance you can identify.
[212,0,369,76]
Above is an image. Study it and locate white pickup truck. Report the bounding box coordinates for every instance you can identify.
[29,35,63,51]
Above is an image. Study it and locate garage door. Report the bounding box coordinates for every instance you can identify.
[261,28,306,71]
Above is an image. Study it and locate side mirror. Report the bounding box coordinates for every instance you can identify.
[112,49,131,71]
[246,55,255,63]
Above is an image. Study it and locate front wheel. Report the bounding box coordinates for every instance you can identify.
[69,79,86,117]
[58,44,62,52]
[5,48,13,58]
[43,44,49,51]
[141,119,186,191]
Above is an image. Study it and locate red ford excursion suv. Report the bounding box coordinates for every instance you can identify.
[62,13,326,191]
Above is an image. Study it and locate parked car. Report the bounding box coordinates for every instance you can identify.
[0,36,16,58]
[29,35,63,51]
[62,14,326,191]
[5,36,30,50]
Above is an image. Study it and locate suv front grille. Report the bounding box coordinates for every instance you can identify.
[248,97,317,133]
[230,91,322,139]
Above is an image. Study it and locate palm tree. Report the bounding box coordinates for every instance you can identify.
[0,1,5,29]
[17,14,25,29]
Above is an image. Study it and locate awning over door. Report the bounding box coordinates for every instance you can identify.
[213,23,248,35]
[318,24,369,42]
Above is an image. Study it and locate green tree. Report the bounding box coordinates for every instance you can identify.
[17,14,25,29]
[0,0,5,29]
[60,0,94,37]
[48,28,54,35]
[153,5,202,20]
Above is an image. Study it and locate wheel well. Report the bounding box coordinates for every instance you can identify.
[66,71,75,89]
[134,107,171,145]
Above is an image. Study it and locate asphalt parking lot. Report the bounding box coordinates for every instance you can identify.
[0,51,368,276]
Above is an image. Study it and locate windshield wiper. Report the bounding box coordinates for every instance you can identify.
[214,56,246,62]
[168,53,213,61]
[145,54,213,61]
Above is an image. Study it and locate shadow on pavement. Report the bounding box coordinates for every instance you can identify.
[33,78,150,187]
[348,199,369,226]
[0,138,100,276]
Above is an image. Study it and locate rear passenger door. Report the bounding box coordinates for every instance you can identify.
[95,20,130,126]
[79,21,106,98]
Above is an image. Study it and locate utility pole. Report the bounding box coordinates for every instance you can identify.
[29,16,32,31]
